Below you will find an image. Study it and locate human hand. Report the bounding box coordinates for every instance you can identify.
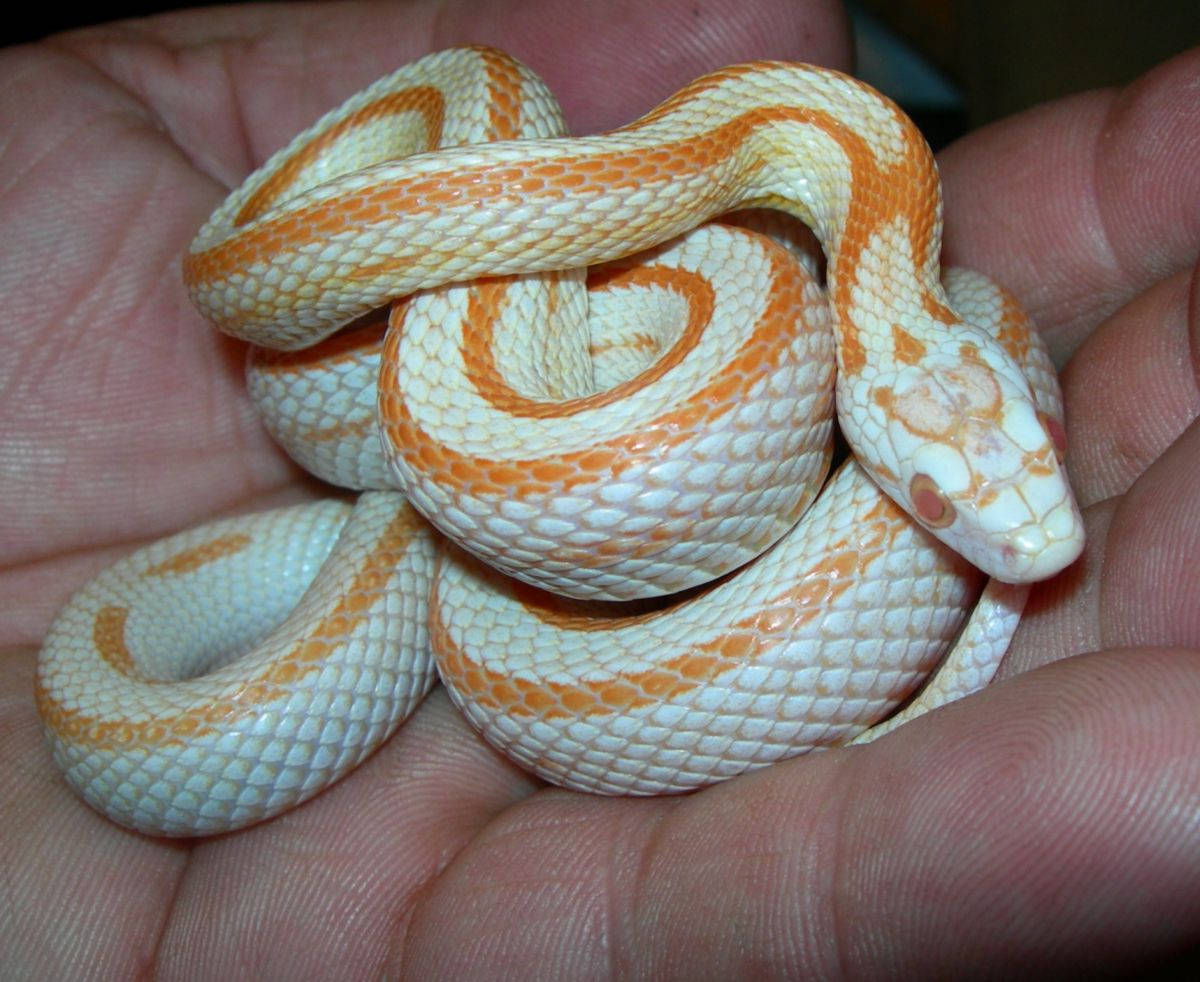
[2,1,1197,977]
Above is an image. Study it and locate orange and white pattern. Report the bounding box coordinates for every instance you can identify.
[36,47,1083,835]
[36,495,439,835]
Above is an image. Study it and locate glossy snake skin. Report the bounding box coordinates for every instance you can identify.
[36,47,1084,836]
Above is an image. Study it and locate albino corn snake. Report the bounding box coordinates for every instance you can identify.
[35,46,1085,836]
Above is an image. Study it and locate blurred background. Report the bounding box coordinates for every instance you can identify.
[851,0,1200,146]
[6,1,1199,148]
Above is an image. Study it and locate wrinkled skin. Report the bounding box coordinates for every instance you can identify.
[2,2,1198,978]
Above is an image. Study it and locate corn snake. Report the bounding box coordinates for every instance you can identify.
[35,46,1084,835]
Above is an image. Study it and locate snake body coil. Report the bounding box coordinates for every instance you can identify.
[36,47,1084,836]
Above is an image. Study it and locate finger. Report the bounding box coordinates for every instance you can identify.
[84,0,851,181]
[1059,266,1200,507]
[398,649,1200,978]
[938,47,1200,362]
[1009,428,1200,677]
[154,690,540,977]
[1006,273,1199,676]
[0,646,190,978]
[1098,420,1200,650]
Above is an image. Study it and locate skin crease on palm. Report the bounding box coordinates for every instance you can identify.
[0,0,1197,976]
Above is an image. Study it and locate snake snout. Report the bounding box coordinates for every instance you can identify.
[981,494,1085,583]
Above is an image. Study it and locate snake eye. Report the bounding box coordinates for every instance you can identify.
[1039,411,1068,462]
[909,473,956,528]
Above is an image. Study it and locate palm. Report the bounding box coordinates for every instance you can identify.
[3,3,1197,977]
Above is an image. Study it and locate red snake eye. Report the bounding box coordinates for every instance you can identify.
[1039,411,1068,462]
[909,473,956,528]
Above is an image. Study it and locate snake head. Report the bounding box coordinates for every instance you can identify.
[841,340,1085,583]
